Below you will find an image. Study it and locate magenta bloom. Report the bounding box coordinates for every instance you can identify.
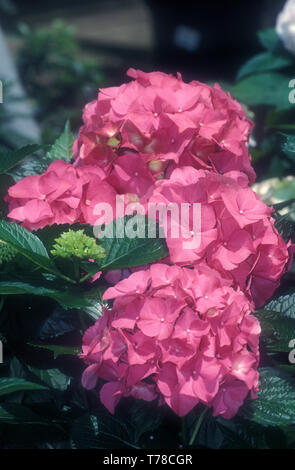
[6,161,83,230]
[149,166,290,307]
[80,263,260,418]
[73,68,255,201]
[6,161,118,230]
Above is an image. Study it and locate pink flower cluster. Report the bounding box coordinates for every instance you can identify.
[149,167,290,308]
[5,69,292,418]
[81,264,260,418]
[5,161,117,230]
[73,68,255,191]
[6,68,256,228]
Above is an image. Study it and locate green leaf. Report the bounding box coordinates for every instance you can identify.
[281,133,295,158]
[0,281,62,298]
[0,378,48,397]
[28,366,71,392]
[8,154,50,181]
[230,73,293,110]
[28,343,80,359]
[0,221,74,283]
[0,173,14,216]
[0,403,62,426]
[237,52,292,80]
[241,368,295,427]
[194,413,269,449]
[45,121,74,162]
[80,287,103,320]
[258,28,285,54]
[257,294,295,353]
[70,411,137,449]
[97,216,168,270]
[265,293,295,320]
[256,308,295,353]
[0,403,67,445]
[119,400,163,445]
[0,221,48,257]
[274,214,295,242]
[0,280,103,314]
[36,306,80,340]
[272,199,295,212]
[0,144,41,175]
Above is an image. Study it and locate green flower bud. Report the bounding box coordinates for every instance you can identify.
[50,229,105,260]
[0,242,17,265]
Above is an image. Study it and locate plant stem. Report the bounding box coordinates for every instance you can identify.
[73,259,80,282]
[79,272,93,283]
[189,408,208,446]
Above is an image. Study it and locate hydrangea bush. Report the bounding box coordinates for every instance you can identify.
[0,66,295,449]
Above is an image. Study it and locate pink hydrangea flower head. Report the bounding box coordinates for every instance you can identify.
[149,166,290,307]
[73,69,255,200]
[6,161,120,230]
[6,161,83,230]
[80,263,260,418]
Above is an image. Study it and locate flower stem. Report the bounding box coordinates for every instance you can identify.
[189,408,208,446]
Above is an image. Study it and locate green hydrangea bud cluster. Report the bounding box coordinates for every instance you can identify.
[0,241,17,265]
[50,229,105,260]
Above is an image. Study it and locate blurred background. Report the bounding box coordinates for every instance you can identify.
[0,0,288,148]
